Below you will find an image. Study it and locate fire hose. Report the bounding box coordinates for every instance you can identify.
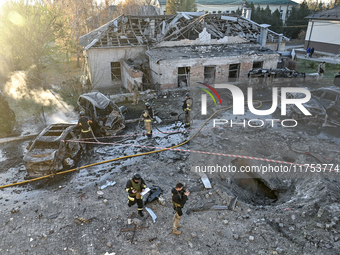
[0,101,262,189]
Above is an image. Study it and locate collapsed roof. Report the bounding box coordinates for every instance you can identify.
[305,5,340,20]
[79,13,288,49]
[146,44,277,62]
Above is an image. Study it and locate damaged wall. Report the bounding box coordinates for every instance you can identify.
[149,52,279,90]
[121,60,143,92]
[85,46,146,90]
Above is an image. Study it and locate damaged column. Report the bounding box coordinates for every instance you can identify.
[259,24,271,47]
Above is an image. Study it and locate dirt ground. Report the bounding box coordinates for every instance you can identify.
[1,83,340,255]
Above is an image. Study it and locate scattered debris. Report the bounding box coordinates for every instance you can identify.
[228,197,238,211]
[198,173,212,189]
[140,187,150,196]
[103,252,116,255]
[119,226,149,232]
[74,217,92,225]
[144,186,163,204]
[47,212,61,220]
[265,218,304,246]
[145,207,157,223]
[101,180,116,190]
[210,205,229,210]
[11,208,19,214]
[158,196,166,206]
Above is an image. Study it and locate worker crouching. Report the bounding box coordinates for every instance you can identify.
[126,173,146,217]
[172,182,190,235]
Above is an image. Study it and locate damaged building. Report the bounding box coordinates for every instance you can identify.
[79,12,288,92]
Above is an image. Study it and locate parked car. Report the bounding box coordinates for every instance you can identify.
[310,87,340,122]
[24,123,81,178]
[77,92,125,136]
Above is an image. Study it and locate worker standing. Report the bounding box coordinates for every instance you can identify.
[317,61,326,78]
[126,173,146,217]
[171,183,190,235]
[143,102,154,137]
[132,80,140,105]
[183,92,192,128]
[78,111,94,153]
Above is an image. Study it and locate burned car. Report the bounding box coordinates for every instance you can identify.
[278,91,326,120]
[311,87,340,122]
[248,68,306,86]
[24,123,81,178]
[77,92,125,136]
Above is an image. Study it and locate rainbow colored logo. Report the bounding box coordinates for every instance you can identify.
[197,82,223,115]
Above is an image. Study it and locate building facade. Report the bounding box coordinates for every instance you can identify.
[79,13,286,91]
[304,6,340,54]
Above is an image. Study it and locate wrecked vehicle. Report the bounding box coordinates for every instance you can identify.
[248,68,306,86]
[24,123,81,178]
[77,92,125,136]
[311,87,340,122]
[278,91,326,120]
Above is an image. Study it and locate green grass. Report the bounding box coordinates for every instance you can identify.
[297,59,340,79]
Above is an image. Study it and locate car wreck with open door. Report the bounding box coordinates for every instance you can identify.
[24,123,81,179]
[77,92,125,136]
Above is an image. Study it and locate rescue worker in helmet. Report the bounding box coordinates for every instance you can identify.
[126,173,146,217]
[78,111,94,153]
[182,93,192,128]
[172,182,190,235]
[142,102,154,137]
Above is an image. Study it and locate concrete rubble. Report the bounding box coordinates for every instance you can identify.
[0,85,339,254]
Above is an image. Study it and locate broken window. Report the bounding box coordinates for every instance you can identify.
[204,66,216,85]
[312,91,324,97]
[253,61,263,69]
[322,92,337,101]
[228,64,240,82]
[111,62,121,81]
[178,67,190,87]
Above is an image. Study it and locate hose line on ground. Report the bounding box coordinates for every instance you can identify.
[0,100,262,189]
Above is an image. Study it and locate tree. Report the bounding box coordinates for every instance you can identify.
[271,9,283,33]
[284,1,310,39]
[0,1,70,85]
[165,0,196,14]
[55,0,99,68]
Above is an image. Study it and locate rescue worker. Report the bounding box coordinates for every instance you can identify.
[318,61,326,78]
[126,173,146,217]
[171,183,190,235]
[182,92,192,128]
[132,80,140,105]
[143,102,154,137]
[78,111,94,153]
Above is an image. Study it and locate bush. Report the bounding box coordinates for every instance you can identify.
[297,30,306,40]
[309,62,316,69]
[284,59,297,70]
